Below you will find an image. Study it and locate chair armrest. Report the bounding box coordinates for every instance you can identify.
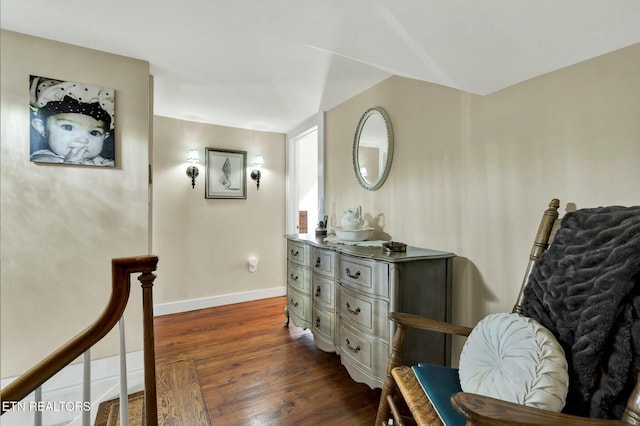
[391,312,473,337]
[450,392,628,426]
[376,312,473,425]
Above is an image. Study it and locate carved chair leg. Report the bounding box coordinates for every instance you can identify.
[375,323,408,425]
[283,305,290,327]
[387,395,406,426]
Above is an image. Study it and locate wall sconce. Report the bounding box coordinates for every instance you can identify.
[250,154,264,190]
[186,149,200,189]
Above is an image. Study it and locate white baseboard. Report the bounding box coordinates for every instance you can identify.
[153,286,286,317]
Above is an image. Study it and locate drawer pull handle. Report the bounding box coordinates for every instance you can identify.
[290,249,299,257]
[316,257,321,267]
[315,286,321,297]
[345,268,361,279]
[315,318,321,327]
[346,302,361,315]
[290,273,299,281]
[290,298,299,307]
[346,338,361,353]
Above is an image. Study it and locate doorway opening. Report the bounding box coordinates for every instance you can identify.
[286,113,325,235]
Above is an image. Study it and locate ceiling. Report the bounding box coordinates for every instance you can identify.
[2,0,640,133]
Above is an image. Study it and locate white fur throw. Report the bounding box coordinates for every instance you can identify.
[459,312,569,412]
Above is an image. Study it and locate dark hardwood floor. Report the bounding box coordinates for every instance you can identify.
[154,296,381,425]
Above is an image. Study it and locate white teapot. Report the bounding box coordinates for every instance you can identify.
[341,206,364,230]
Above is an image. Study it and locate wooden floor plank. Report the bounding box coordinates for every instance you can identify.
[156,360,211,426]
[154,296,381,425]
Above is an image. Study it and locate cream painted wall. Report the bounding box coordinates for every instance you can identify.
[1,30,151,377]
[151,117,286,306]
[325,43,640,363]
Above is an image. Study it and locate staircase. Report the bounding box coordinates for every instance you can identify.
[95,360,211,426]
[95,391,144,426]
[0,256,160,426]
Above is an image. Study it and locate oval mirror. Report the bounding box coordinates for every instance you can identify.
[353,107,393,190]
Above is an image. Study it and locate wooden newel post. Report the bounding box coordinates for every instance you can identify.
[139,271,158,426]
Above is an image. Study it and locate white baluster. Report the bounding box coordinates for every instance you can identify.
[83,350,91,426]
[34,386,42,426]
[119,317,129,426]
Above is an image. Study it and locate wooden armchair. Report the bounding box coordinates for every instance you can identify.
[375,199,640,426]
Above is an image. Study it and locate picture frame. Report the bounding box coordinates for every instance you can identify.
[28,75,116,167]
[205,147,247,199]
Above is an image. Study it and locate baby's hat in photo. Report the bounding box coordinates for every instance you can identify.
[29,76,115,130]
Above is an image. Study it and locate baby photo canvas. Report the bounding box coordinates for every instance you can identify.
[29,75,115,167]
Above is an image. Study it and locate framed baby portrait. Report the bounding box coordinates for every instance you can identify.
[205,147,247,199]
[29,75,115,167]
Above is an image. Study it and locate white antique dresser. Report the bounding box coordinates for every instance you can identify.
[285,234,455,389]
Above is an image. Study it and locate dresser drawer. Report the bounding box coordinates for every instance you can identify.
[339,255,389,298]
[287,262,311,293]
[312,304,335,341]
[313,248,336,278]
[313,274,334,308]
[288,287,311,324]
[338,321,389,380]
[287,240,308,266]
[338,285,389,337]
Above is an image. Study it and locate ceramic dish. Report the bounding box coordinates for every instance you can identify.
[333,226,374,242]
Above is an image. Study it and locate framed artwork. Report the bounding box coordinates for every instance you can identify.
[28,75,115,167]
[205,148,247,199]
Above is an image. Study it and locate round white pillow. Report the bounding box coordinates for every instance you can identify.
[459,312,569,412]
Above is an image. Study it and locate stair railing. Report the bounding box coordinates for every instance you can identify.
[0,255,159,426]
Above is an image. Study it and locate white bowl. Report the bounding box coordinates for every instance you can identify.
[333,226,374,242]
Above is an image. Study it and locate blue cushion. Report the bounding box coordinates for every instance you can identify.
[412,363,465,426]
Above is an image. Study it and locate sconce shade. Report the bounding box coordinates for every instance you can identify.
[186,149,200,189]
[251,154,264,190]
[187,149,200,164]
